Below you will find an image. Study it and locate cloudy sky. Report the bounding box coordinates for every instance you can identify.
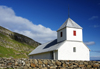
[0,0,100,60]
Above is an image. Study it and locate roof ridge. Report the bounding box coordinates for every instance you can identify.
[57,18,82,31]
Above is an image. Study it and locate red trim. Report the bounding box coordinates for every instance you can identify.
[73,31,76,36]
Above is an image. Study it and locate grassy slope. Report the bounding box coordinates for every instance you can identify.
[0,33,35,58]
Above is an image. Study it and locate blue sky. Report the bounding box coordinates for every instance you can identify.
[0,0,100,60]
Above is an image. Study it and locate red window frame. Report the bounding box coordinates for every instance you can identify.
[73,30,76,36]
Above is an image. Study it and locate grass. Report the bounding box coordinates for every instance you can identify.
[0,45,15,58]
[0,33,35,58]
[0,45,34,58]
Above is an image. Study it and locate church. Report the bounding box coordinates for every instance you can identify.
[29,18,90,61]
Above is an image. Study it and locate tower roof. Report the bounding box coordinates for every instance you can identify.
[57,18,82,31]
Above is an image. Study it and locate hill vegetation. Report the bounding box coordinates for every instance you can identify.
[0,26,41,58]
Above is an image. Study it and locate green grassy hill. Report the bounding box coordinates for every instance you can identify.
[0,26,41,58]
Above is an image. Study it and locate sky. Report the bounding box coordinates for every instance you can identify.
[0,0,100,60]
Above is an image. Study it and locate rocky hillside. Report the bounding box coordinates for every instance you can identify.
[0,26,41,58]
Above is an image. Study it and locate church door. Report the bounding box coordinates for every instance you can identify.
[51,51,54,59]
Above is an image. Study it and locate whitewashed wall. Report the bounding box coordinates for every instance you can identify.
[54,50,58,60]
[58,41,90,61]
[30,51,58,60]
[57,27,82,43]
[30,52,52,59]
[67,27,82,41]
[57,28,66,42]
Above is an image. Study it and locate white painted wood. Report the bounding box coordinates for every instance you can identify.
[54,50,58,60]
[57,27,82,42]
[57,28,66,42]
[67,27,82,41]
[58,41,90,61]
[53,51,55,60]
[30,52,53,59]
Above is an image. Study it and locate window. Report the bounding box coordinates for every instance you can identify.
[73,47,76,52]
[73,30,76,36]
[60,32,63,37]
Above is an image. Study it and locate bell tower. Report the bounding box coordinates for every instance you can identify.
[57,18,83,43]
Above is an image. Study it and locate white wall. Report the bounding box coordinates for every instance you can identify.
[57,28,66,42]
[30,52,52,59]
[57,27,82,42]
[58,41,90,61]
[67,28,82,41]
[55,50,58,60]
[30,51,58,60]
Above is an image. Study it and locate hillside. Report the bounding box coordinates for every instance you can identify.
[0,26,41,58]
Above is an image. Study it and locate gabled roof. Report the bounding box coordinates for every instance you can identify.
[29,39,65,55]
[29,39,90,55]
[57,18,82,31]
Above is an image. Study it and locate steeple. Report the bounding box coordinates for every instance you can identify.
[57,18,82,31]
[57,18,83,43]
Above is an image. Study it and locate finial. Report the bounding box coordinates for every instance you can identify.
[68,5,70,18]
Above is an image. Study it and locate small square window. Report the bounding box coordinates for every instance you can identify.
[73,47,76,52]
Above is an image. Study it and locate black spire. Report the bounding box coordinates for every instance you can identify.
[68,5,70,18]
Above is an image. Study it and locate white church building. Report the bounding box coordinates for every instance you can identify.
[29,18,90,61]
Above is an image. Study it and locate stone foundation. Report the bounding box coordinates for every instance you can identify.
[0,58,100,69]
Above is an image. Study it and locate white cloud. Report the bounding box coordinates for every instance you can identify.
[0,6,57,43]
[90,25,100,28]
[89,16,98,20]
[91,56,100,57]
[93,25,100,28]
[85,41,95,46]
[91,50,100,53]
[90,56,100,60]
